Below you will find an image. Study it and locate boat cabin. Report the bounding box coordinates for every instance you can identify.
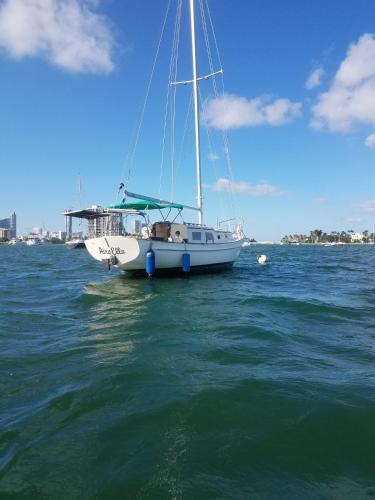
[151,222,230,244]
[151,222,188,242]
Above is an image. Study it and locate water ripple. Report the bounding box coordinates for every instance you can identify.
[1,244,375,498]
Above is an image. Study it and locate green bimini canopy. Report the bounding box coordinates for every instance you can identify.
[107,200,184,211]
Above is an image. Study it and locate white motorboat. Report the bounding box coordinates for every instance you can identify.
[65,239,86,249]
[26,237,43,246]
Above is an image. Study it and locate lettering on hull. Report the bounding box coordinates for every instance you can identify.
[98,247,126,255]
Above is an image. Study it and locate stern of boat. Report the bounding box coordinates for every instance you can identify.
[85,235,144,269]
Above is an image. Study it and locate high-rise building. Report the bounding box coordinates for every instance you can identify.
[0,228,10,239]
[87,206,122,238]
[131,219,142,234]
[10,212,16,238]
[65,210,73,240]
[0,212,16,239]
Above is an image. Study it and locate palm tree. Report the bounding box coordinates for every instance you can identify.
[314,229,323,243]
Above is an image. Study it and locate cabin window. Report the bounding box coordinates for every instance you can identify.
[192,231,202,241]
[205,232,214,243]
[217,235,221,239]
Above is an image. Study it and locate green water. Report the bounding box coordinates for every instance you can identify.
[1,244,375,499]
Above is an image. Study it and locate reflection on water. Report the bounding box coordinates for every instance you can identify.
[81,277,156,364]
[84,275,154,318]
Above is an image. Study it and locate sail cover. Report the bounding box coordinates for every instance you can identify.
[107,200,183,211]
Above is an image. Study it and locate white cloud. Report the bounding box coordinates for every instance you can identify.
[365,132,375,148]
[335,34,375,87]
[208,178,283,197]
[0,0,115,73]
[207,153,220,161]
[202,93,301,130]
[311,34,375,146]
[306,67,324,89]
[354,199,375,213]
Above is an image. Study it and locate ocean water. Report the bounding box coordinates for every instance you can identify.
[1,244,375,499]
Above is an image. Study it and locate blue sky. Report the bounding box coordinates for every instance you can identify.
[1,0,375,240]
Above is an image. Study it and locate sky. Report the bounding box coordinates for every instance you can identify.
[1,0,375,240]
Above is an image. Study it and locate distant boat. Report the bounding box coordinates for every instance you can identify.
[26,238,43,246]
[323,241,344,247]
[65,239,86,249]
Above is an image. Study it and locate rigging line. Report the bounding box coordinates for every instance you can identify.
[205,0,224,76]
[199,0,219,97]
[158,83,171,198]
[175,88,193,180]
[198,85,225,223]
[170,0,182,202]
[205,1,235,187]
[204,0,234,186]
[123,0,172,188]
[118,112,139,198]
[222,131,237,218]
[159,0,181,199]
[203,0,237,219]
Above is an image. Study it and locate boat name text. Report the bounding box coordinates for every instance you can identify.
[98,247,126,255]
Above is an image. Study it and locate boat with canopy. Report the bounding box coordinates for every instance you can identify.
[65,0,243,276]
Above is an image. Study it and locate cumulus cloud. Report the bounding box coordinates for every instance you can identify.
[208,178,283,197]
[306,67,324,89]
[311,34,375,146]
[0,0,115,73]
[202,93,301,130]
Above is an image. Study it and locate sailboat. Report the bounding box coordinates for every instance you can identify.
[66,0,243,276]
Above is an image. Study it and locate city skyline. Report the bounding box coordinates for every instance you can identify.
[0,212,16,239]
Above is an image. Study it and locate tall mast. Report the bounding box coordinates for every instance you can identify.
[189,0,203,225]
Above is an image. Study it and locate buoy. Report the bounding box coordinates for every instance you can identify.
[257,254,268,265]
[182,253,190,272]
[146,249,155,277]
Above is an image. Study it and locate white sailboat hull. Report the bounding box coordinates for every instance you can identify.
[66,2,245,277]
[85,235,242,274]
